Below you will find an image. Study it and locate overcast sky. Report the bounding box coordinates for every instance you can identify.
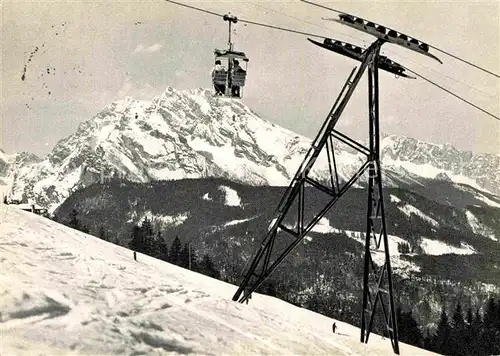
[2,0,499,156]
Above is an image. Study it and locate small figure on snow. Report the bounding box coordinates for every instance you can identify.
[133,251,137,261]
[332,322,337,334]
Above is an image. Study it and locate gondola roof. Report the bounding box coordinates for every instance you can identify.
[214,49,249,61]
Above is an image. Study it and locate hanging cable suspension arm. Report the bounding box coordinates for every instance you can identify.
[300,0,500,78]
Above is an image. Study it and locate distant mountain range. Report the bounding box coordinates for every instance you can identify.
[1,87,499,215]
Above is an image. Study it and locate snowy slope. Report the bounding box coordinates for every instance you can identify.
[4,87,499,213]
[0,204,436,355]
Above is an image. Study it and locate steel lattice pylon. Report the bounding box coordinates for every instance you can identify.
[232,39,400,354]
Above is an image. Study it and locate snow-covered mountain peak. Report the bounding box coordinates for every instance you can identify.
[381,134,458,155]
[102,95,141,113]
[3,86,500,212]
[5,87,325,211]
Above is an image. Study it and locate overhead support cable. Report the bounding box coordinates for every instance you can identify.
[427,46,500,79]
[246,2,371,46]
[382,49,498,100]
[165,0,330,39]
[402,66,500,121]
[237,18,328,39]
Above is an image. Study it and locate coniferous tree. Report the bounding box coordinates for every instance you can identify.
[397,242,411,254]
[168,236,182,266]
[140,217,154,239]
[80,224,90,234]
[396,308,405,341]
[179,243,189,268]
[3,196,7,204]
[189,245,199,271]
[397,307,422,347]
[147,230,160,259]
[67,208,89,234]
[463,307,474,356]
[423,334,433,351]
[450,302,466,355]
[484,297,497,329]
[496,298,500,332]
[155,231,169,261]
[433,307,452,355]
[139,217,154,253]
[264,279,277,297]
[180,243,198,270]
[198,254,220,279]
[98,225,107,241]
[471,309,485,355]
[483,298,500,355]
[68,209,80,230]
[128,225,146,253]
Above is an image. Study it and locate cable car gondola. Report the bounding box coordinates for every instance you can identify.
[211,14,249,99]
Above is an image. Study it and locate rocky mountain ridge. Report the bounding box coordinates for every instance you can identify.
[2,87,499,213]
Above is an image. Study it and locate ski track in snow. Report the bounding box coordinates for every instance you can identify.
[0,204,436,355]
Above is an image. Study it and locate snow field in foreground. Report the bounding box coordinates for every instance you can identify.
[0,204,436,355]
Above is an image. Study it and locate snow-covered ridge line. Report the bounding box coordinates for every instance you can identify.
[465,211,498,241]
[397,204,440,228]
[380,137,499,196]
[2,86,499,213]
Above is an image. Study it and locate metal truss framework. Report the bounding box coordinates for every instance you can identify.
[232,38,400,354]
